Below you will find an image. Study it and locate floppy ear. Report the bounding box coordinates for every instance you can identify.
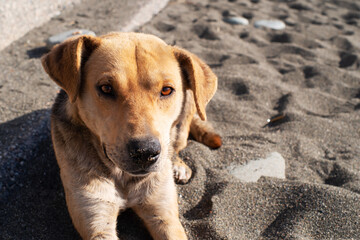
[41,35,101,103]
[172,46,217,121]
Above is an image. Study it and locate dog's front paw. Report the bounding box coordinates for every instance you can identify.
[173,157,192,184]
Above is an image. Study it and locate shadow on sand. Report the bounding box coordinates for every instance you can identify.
[0,110,151,240]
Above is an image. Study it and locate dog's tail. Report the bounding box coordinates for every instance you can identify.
[190,115,222,149]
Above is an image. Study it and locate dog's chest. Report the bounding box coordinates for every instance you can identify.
[114,174,155,207]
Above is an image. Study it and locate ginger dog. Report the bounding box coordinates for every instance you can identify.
[41,32,221,240]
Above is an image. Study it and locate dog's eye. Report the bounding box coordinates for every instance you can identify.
[100,84,113,94]
[161,87,173,97]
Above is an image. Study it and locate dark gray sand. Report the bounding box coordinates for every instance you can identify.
[1,0,360,239]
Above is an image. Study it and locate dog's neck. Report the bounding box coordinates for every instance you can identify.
[65,100,85,128]
[52,90,84,127]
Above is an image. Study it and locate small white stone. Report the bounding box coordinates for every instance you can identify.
[228,152,286,182]
[254,20,286,30]
[223,17,249,25]
[46,29,96,49]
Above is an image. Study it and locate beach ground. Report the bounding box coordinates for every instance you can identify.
[0,0,359,239]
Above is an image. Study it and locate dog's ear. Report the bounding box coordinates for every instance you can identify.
[41,35,101,103]
[172,47,217,121]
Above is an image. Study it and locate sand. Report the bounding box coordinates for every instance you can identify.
[0,0,360,239]
[138,0,360,238]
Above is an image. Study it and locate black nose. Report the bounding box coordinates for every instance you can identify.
[127,137,161,165]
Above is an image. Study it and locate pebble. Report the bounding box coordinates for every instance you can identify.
[254,20,286,30]
[223,17,249,25]
[239,31,249,38]
[46,29,96,49]
[228,152,286,182]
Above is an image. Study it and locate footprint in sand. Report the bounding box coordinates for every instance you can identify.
[269,33,292,43]
[154,21,175,32]
[268,31,322,49]
[302,66,320,88]
[193,24,220,40]
[218,76,250,98]
[343,30,354,36]
[324,163,358,189]
[331,36,354,52]
[236,54,258,64]
[231,81,249,96]
[355,89,360,99]
[242,12,253,20]
[239,31,249,39]
[342,11,360,26]
[267,59,297,75]
[339,52,358,68]
[278,66,296,75]
[302,66,319,79]
[207,53,257,68]
[273,93,292,113]
[289,2,312,11]
[201,52,230,68]
[265,45,316,60]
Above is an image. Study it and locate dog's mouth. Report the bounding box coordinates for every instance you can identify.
[102,144,154,176]
[128,169,152,176]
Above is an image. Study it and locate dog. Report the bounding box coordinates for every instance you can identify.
[41,32,221,240]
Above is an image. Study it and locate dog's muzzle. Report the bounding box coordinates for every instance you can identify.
[102,137,161,175]
[127,137,161,167]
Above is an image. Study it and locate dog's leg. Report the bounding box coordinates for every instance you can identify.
[190,114,222,149]
[172,91,221,184]
[172,155,192,184]
[171,91,196,184]
[132,181,187,240]
[172,113,222,184]
[61,173,122,240]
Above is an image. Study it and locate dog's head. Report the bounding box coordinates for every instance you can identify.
[42,32,217,175]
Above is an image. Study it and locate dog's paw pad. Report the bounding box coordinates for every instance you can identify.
[173,161,192,184]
